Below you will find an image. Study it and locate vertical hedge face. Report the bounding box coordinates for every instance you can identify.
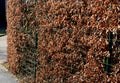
[7,0,37,75]
[7,0,119,83]
[36,0,119,82]
[7,0,23,74]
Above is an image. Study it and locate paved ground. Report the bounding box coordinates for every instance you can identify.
[0,65,18,83]
[0,35,18,83]
[0,35,7,61]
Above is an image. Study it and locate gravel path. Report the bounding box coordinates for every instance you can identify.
[0,35,18,83]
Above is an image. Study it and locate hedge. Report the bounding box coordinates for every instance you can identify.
[7,0,119,82]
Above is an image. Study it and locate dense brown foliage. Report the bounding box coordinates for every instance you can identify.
[7,0,37,81]
[7,0,119,83]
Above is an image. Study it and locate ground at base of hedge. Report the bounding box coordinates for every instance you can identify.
[0,35,18,83]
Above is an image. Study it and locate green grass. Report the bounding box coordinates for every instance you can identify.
[2,62,9,69]
[0,30,6,36]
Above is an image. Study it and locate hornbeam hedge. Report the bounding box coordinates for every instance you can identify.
[7,0,119,82]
